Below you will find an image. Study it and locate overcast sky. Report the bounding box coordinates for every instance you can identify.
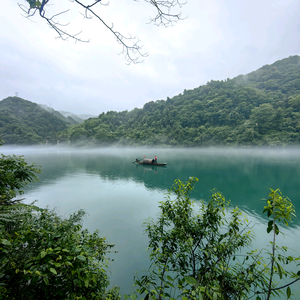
[0,0,299,115]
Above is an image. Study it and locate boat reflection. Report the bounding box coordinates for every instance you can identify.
[136,163,167,174]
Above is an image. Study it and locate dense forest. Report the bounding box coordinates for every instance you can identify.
[1,55,300,146]
[64,55,300,146]
[0,97,78,144]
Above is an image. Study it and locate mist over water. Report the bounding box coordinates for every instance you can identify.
[2,146,300,296]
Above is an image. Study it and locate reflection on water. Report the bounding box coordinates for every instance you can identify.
[2,146,300,296]
[6,146,299,220]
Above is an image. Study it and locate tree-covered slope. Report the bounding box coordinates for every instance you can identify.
[1,56,300,146]
[0,97,68,144]
[234,55,300,95]
[38,104,79,125]
[65,55,300,146]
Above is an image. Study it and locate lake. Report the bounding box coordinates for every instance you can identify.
[2,146,300,298]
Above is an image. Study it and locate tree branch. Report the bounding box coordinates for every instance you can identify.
[18,0,186,64]
[145,0,187,26]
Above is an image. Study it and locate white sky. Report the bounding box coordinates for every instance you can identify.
[0,0,299,115]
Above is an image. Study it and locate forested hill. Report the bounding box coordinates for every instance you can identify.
[62,55,300,146]
[0,97,71,144]
[38,104,81,125]
[1,56,300,146]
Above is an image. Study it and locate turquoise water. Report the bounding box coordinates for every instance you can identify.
[2,146,300,298]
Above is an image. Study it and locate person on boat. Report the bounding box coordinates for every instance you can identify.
[154,155,157,164]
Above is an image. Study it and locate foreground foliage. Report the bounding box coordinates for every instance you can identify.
[0,142,119,299]
[0,142,40,205]
[0,205,118,300]
[132,178,300,300]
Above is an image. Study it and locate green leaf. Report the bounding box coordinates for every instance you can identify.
[245,283,250,292]
[27,0,37,9]
[84,279,89,287]
[267,226,273,233]
[166,281,175,288]
[287,286,291,299]
[40,251,47,258]
[276,262,282,279]
[49,268,57,275]
[275,224,280,235]
[43,277,49,285]
[1,239,11,246]
[184,276,197,285]
[76,255,86,262]
[166,275,173,281]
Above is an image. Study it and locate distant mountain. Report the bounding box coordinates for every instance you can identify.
[58,111,96,123]
[0,97,68,144]
[78,114,97,120]
[38,106,96,123]
[38,104,79,125]
[66,55,300,146]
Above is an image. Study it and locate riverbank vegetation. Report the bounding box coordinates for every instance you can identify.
[1,55,300,146]
[1,143,300,299]
[0,140,119,299]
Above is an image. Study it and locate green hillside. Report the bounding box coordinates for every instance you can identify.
[1,56,300,146]
[65,55,300,146]
[38,104,80,125]
[0,97,68,144]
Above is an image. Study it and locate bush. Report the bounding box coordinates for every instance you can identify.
[133,177,300,300]
[0,204,119,300]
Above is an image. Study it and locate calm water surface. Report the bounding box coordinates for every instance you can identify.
[2,146,300,297]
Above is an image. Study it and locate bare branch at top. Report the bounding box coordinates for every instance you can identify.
[18,0,187,64]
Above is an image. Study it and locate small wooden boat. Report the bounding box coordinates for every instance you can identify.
[135,158,167,166]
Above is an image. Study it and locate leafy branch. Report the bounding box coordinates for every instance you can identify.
[133,178,300,300]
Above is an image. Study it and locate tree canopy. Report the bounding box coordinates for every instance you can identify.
[0,97,72,144]
[0,140,119,299]
[63,55,300,147]
[132,178,300,300]
[0,139,41,205]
